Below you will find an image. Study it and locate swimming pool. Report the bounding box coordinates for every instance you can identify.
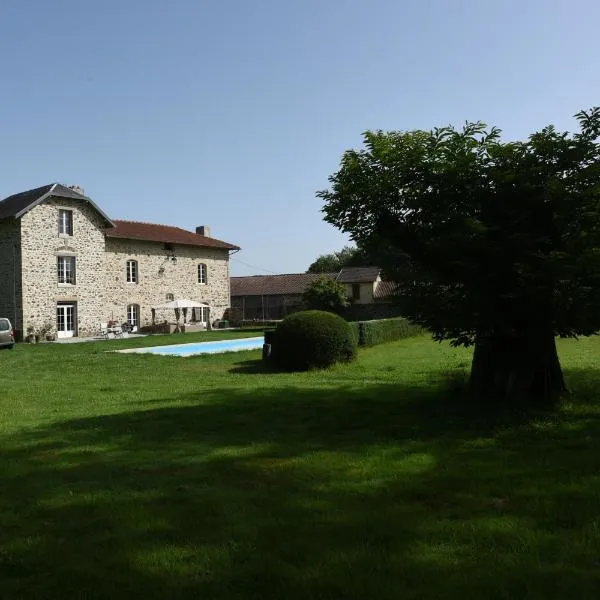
[117,336,264,357]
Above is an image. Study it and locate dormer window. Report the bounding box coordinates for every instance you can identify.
[126,260,138,283]
[59,209,73,236]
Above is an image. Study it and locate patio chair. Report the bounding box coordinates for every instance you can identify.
[121,322,134,334]
[99,323,123,339]
[111,325,124,338]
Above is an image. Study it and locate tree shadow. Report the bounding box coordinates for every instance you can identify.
[1,372,599,598]
[228,358,280,374]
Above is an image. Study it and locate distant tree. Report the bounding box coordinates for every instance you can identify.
[318,109,600,403]
[307,245,371,273]
[303,276,350,313]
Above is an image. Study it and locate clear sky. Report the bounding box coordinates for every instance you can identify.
[1,0,599,275]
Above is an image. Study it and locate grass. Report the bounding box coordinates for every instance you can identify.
[1,332,600,598]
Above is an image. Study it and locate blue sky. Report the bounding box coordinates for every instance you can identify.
[1,0,599,275]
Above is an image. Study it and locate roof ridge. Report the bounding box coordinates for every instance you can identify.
[113,218,192,231]
[231,272,335,278]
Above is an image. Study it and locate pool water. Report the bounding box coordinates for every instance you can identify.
[117,336,264,357]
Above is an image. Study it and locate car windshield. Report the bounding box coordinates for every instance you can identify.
[0,320,10,331]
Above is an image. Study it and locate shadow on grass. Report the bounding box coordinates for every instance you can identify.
[228,358,280,375]
[1,370,600,599]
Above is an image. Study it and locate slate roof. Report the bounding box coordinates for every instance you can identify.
[106,220,239,250]
[0,183,113,224]
[231,273,336,296]
[0,183,239,250]
[336,266,381,283]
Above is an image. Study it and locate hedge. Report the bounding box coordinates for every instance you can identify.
[353,317,422,347]
[348,321,360,345]
[264,317,422,365]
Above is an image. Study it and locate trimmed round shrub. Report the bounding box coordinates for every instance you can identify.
[271,310,357,371]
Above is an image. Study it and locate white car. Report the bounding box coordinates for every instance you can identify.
[0,318,15,349]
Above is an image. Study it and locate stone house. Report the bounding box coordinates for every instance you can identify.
[230,267,400,322]
[0,183,239,340]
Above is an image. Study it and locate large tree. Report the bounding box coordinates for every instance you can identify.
[307,245,371,273]
[318,109,600,403]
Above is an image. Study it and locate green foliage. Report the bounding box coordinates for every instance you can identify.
[318,108,600,347]
[307,245,371,273]
[356,318,423,347]
[348,321,360,345]
[271,310,357,371]
[303,276,350,312]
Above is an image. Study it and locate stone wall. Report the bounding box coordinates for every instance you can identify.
[341,302,404,322]
[0,219,22,332]
[20,198,108,338]
[103,238,231,327]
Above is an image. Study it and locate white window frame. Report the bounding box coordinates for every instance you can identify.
[56,303,76,338]
[57,256,76,285]
[127,304,140,327]
[192,306,209,323]
[58,209,73,236]
[198,263,207,284]
[126,260,138,283]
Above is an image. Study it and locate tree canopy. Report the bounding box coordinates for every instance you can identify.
[318,109,600,402]
[307,246,371,274]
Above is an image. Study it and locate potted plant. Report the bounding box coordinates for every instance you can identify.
[38,322,55,342]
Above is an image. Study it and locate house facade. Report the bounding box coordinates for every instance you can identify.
[0,183,239,339]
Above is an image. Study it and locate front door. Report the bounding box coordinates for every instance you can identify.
[56,303,76,338]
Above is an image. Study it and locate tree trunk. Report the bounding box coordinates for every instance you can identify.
[469,329,567,403]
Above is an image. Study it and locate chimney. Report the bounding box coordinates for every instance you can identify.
[68,185,85,195]
[196,225,211,237]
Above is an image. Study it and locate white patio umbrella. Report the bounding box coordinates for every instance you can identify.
[153,299,208,310]
[152,298,210,325]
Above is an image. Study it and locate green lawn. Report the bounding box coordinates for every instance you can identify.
[1,333,600,599]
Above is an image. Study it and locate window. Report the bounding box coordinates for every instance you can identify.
[57,256,76,284]
[58,209,73,236]
[198,263,208,284]
[352,283,361,302]
[127,304,140,327]
[126,260,138,283]
[166,293,174,301]
[192,306,209,323]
